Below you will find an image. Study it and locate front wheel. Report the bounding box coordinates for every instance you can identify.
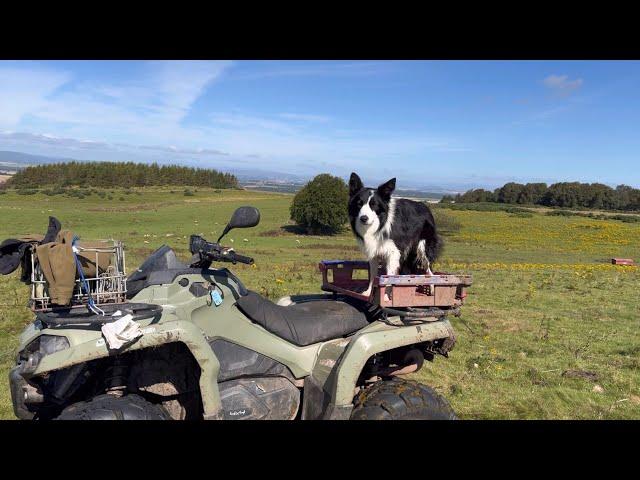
[55,394,171,420]
[350,378,458,420]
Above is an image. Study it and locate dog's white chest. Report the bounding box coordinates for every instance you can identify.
[358,234,399,262]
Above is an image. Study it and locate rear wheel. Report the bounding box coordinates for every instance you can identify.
[350,378,457,420]
[55,394,171,420]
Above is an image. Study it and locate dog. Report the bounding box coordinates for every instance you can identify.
[348,172,442,296]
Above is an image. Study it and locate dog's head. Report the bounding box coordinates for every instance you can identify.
[348,172,396,238]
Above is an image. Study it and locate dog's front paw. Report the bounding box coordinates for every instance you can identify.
[361,287,372,297]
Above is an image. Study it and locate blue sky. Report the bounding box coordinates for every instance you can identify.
[1,60,639,190]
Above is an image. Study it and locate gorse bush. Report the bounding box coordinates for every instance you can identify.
[290,174,349,234]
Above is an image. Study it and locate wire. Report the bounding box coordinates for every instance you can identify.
[72,236,105,316]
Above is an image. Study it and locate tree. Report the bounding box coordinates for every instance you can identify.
[458,188,495,203]
[5,162,239,189]
[290,174,349,234]
[496,182,525,204]
[542,182,586,208]
[517,183,548,204]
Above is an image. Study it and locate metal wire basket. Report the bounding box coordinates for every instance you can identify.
[30,240,127,312]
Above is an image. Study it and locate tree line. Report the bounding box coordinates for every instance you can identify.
[441,182,640,211]
[3,161,239,189]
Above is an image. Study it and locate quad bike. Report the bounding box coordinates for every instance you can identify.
[9,207,466,420]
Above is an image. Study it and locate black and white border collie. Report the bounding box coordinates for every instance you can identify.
[348,172,442,296]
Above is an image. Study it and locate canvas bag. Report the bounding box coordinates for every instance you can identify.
[35,230,112,305]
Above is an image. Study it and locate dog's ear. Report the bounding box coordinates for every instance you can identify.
[377,177,396,200]
[349,172,364,196]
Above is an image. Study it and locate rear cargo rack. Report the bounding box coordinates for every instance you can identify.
[319,260,472,309]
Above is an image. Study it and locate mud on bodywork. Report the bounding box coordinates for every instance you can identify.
[11,342,204,420]
[302,318,457,419]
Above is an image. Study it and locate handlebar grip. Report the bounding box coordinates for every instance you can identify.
[231,252,254,265]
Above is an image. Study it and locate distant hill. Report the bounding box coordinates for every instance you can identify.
[0,151,70,168]
[394,189,444,200]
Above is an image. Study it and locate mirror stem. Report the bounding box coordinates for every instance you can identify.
[217,225,230,243]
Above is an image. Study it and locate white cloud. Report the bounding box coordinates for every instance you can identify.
[2,61,232,145]
[0,60,468,178]
[137,144,229,156]
[543,74,584,95]
[0,64,71,128]
[0,131,108,150]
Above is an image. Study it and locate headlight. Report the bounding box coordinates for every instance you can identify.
[18,335,70,375]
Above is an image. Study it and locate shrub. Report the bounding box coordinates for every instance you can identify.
[546,210,577,217]
[290,174,349,234]
[609,215,640,223]
[436,202,536,214]
[432,209,462,235]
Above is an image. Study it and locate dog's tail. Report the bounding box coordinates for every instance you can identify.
[426,232,443,263]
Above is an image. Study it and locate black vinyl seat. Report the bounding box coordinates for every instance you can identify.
[235,291,370,346]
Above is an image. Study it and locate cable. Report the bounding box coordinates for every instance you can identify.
[72,235,105,316]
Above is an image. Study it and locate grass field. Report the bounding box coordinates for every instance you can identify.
[1,187,639,419]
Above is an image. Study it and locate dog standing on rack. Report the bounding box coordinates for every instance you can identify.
[348,172,442,296]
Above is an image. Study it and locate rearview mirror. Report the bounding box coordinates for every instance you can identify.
[217,206,261,242]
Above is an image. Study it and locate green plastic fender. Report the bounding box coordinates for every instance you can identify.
[331,318,455,407]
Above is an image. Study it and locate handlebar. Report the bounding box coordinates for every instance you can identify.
[228,252,254,265]
[189,235,254,265]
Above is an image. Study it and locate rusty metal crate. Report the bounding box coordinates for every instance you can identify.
[319,260,472,308]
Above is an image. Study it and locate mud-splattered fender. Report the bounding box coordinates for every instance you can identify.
[331,319,455,408]
[30,320,224,419]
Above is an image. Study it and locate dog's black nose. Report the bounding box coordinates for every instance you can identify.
[359,215,369,223]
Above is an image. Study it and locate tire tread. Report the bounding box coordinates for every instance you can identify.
[351,378,457,420]
[56,394,171,420]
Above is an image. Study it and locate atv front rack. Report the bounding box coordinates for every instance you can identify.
[319,260,472,310]
[30,240,127,312]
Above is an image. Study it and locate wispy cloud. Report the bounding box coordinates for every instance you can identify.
[543,74,584,96]
[137,144,229,156]
[1,61,232,145]
[0,64,71,128]
[0,60,468,179]
[0,131,109,151]
[278,113,331,123]
[209,112,297,135]
[236,61,396,79]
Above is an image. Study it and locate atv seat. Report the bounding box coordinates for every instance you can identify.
[235,291,369,346]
